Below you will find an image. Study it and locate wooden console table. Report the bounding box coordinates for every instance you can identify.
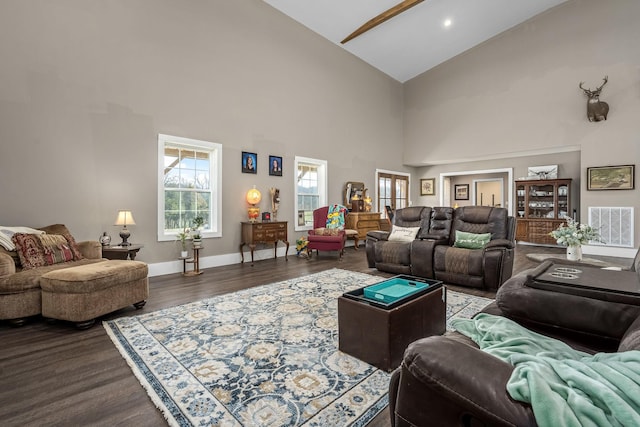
[240,221,289,266]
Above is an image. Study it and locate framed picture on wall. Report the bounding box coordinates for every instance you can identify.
[269,155,283,176]
[587,165,635,190]
[242,151,257,174]
[420,178,435,196]
[454,184,469,200]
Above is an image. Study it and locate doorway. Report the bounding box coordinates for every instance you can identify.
[439,168,513,214]
[474,178,504,207]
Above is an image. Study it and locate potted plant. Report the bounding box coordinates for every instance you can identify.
[177,228,190,258]
[549,218,604,261]
[191,216,204,248]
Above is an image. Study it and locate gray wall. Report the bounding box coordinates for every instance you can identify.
[405,0,639,254]
[0,0,406,271]
[1,0,638,273]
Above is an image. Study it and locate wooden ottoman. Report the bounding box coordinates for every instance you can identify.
[40,260,148,328]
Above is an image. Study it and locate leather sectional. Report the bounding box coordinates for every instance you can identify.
[388,258,640,426]
[366,205,516,290]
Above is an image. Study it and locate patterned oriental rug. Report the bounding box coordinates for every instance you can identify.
[104,269,493,427]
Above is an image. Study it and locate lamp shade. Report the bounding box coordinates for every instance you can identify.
[246,187,262,205]
[114,210,136,226]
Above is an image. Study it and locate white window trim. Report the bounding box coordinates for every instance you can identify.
[157,134,223,242]
[294,156,327,232]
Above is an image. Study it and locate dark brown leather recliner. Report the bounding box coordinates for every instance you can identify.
[389,266,640,427]
[365,206,453,277]
[433,206,516,290]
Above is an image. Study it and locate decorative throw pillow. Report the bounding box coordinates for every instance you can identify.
[12,233,76,270]
[314,227,340,236]
[12,233,47,270]
[0,226,46,251]
[388,225,420,242]
[60,232,84,260]
[37,224,84,261]
[39,234,74,264]
[454,231,492,249]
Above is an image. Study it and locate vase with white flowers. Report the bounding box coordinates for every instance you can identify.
[549,218,604,261]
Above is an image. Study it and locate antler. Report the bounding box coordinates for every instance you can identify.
[579,81,591,95]
[580,76,608,96]
[596,76,608,91]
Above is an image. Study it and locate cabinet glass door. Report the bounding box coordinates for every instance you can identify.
[557,184,569,219]
[516,184,526,218]
[527,183,554,219]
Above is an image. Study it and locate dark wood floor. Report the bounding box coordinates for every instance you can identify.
[0,244,631,427]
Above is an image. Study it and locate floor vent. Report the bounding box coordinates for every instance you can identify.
[588,207,634,247]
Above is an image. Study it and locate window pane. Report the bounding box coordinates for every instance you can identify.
[164,190,181,231]
[180,169,196,189]
[159,134,222,240]
[295,157,326,231]
[164,168,180,188]
[377,172,410,218]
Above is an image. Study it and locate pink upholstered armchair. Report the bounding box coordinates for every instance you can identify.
[306,205,347,259]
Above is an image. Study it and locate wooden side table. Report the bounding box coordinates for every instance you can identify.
[182,247,202,276]
[240,221,289,266]
[101,244,143,260]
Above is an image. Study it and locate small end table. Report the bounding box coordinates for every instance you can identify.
[182,247,202,276]
[101,244,143,260]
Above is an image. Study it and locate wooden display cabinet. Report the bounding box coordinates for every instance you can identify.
[515,178,572,245]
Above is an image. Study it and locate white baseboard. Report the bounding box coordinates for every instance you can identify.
[147,245,296,277]
[582,245,638,259]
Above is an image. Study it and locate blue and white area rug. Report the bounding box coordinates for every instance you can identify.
[104,268,492,427]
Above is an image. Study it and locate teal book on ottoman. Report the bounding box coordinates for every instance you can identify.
[338,275,445,371]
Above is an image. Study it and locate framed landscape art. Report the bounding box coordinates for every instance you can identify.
[587,165,634,190]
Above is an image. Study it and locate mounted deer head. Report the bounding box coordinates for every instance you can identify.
[579,76,609,122]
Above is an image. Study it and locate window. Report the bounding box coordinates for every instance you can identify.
[294,156,327,231]
[377,171,409,219]
[157,134,222,241]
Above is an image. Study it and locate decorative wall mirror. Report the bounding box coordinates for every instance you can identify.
[344,181,365,210]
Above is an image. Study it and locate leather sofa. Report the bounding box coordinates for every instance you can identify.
[366,206,515,290]
[388,263,640,426]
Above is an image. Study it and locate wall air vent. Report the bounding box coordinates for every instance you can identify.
[588,207,634,248]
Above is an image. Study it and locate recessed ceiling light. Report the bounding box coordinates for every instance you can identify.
[443,19,452,28]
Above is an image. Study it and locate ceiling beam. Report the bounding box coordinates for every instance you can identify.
[341,0,425,44]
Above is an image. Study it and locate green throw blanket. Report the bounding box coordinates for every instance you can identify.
[452,314,640,427]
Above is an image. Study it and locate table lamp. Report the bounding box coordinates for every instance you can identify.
[114,210,136,246]
[246,186,261,222]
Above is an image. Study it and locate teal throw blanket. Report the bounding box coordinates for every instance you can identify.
[452,314,640,427]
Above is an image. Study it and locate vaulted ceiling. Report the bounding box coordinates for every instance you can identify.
[264,0,568,82]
